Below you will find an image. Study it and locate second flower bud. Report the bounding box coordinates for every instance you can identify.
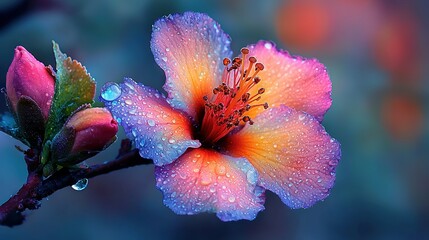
[51,107,118,165]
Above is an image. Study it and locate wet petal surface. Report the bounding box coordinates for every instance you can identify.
[151,12,232,120]
[245,41,332,121]
[100,78,200,166]
[224,105,340,208]
[155,148,265,221]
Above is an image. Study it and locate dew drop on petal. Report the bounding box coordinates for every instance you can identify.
[147,119,156,127]
[101,83,122,101]
[246,169,258,185]
[72,178,88,191]
[215,165,226,175]
[264,42,272,49]
[200,174,212,186]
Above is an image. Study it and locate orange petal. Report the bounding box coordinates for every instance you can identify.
[224,105,340,208]
[151,12,232,120]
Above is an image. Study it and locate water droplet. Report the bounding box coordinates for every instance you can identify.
[147,119,156,127]
[317,178,323,183]
[129,108,137,115]
[165,48,170,52]
[124,81,135,90]
[298,114,306,121]
[162,57,168,62]
[228,196,236,203]
[101,83,122,101]
[193,168,200,173]
[168,139,176,144]
[215,165,226,175]
[209,186,216,193]
[125,99,133,105]
[264,42,272,49]
[200,174,212,185]
[246,170,257,185]
[72,178,88,191]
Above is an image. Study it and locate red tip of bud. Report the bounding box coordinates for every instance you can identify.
[67,108,118,153]
[6,46,55,119]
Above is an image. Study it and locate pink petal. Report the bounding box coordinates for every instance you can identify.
[155,148,265,221]
[245,41,332,121]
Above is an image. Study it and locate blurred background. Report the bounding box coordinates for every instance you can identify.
[0,0,428,239]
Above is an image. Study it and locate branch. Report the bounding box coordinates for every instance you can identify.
[0,140,152,227]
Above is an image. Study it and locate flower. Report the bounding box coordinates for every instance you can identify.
[51,107,118,164]
[101,12,341,221]
[6,46,55,120]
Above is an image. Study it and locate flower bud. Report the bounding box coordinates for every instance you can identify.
[51,107,118,165]
[6,46,55,120]
[66,107,118,154]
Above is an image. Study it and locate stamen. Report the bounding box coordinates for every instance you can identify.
[200,49,270,144]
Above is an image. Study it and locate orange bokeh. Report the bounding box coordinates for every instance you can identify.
[275,0,332,52]
[380,90,424,142]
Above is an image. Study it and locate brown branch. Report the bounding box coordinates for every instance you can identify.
[0,140,152,227]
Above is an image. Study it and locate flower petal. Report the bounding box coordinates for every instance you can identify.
[224,105,340,209]
[151,12,232,120]
[100,78,200,166]
[245,41,332,121]
[155,148,265,221]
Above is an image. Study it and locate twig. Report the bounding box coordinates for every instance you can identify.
[0,140,152,227]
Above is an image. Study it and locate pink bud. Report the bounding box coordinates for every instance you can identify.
[66,108,118,153]
[6,46,55,120]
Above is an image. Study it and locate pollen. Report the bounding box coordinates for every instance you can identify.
[200,48,269,144]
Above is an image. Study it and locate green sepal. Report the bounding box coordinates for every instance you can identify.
[51,126,76,161]
[16,96,45,148]
[57,135,117,166]
[41,140,51,165]
[44,41,96,142]
[43,162,57,177]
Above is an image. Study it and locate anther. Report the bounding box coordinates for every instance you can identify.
[249,56,257,63]
[255,63,264,71]
[241,93,250,102]
[223,58,231,66]
[203,95,208,101]
[241,48,250,54]
[263,102,269,109]
[242,116,251,122]
[258,88,265,94]
[254,76,261,84]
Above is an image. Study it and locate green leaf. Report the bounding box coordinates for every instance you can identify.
[44,41,96,141]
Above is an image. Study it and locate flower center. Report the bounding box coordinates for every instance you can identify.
[200,48,268,145]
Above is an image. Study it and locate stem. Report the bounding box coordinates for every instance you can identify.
[0,140,152,227]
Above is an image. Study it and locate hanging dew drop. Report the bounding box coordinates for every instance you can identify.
[72,178,89,191]
[101,83,122,101]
